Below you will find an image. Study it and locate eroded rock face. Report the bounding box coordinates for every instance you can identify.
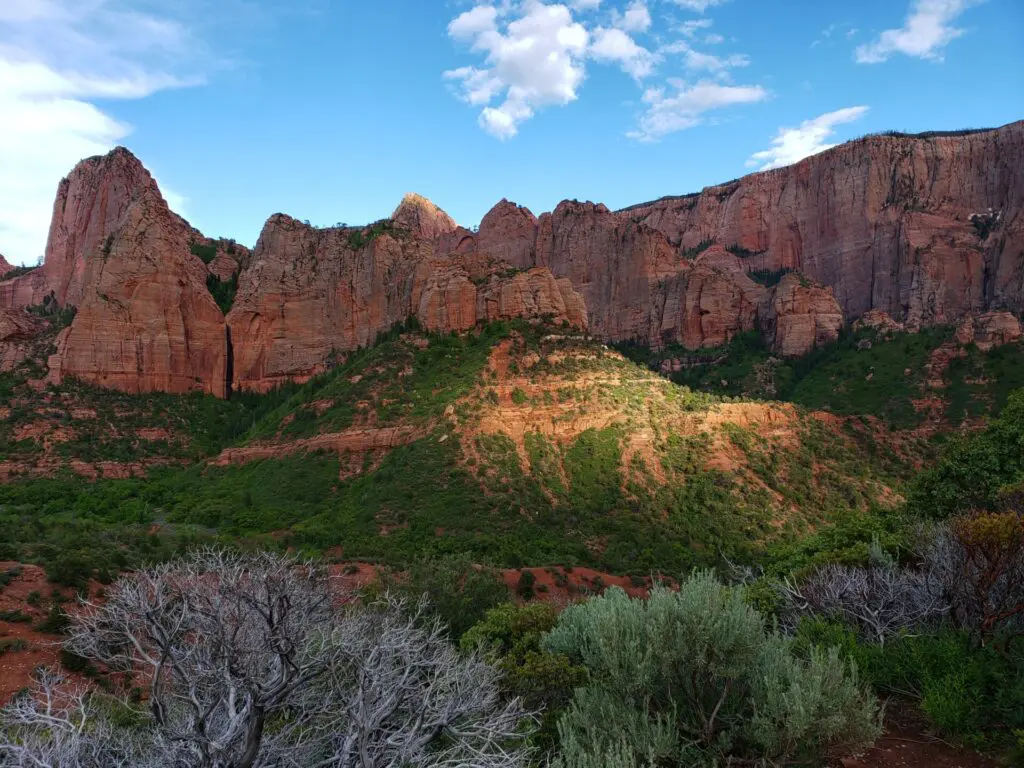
[622,123,1024,327]
[767,274,845,357]
[648,247,766,349]
[476,200,538,270]
[49,183,228,397]
[226,216,587,392]
[0,309,43,372]
[43,147,158,308]
[955,311,1022,351]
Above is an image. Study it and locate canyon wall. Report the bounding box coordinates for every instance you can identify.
[620,124,1024,328]
[2,121,1020,398]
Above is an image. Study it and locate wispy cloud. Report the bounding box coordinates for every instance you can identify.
[855,0,976,63]
[747,106,869,170]
[629,80,768,142]
[0,0,217,264]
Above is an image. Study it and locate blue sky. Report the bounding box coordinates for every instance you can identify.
[1,0,1022,264]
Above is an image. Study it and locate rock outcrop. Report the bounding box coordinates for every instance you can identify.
[0,309,43,372]
[620,123,1024,328]
[392,193,459,241]
[954,311,1022,351]
[765,274,845,357]
[226,216,587,392]
[48,172,228,397]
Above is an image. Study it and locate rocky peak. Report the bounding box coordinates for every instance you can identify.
[0,254,13,275]
[476,199,539,269]
[391,193,459,240]
[44,145,159,307]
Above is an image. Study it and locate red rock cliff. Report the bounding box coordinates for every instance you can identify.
[47,161,228,397]
[226,212,587,393]
[619,123,1024,327]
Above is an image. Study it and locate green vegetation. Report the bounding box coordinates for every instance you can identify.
[206,272,238,314]
[909,389,1024,519]
[347,218,407,250]
[462,602,587,752]
[543,573,880,767]
[620,326,961,429]
[247,320,507,441]
[1,264,38,281]
[747,267,792,286]
[725,243,765,259]
[681,237,714,259]
[189,241,218,264]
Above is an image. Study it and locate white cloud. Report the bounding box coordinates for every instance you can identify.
[448,5,499,40]
[659,39,748,77]
[628,79,768,141]
[665,0,727,12]
[747,106,869,170]
[445,0,762,140]
[0,1,211,264]
[444,1,591,139]
[590,26,659,79]
[612,0,651,33]
[855,0,975,63]
[678,18,712,37]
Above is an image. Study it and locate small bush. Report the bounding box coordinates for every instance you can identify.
[0,638,26,655]
[544,572,880,767]
[516,570,537,600]
[35,604,70,635]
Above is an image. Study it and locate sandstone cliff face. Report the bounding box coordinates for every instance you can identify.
[5,124,1023,400]
[765,274,845,357]
[476,200,538,269]
[620,123,1024,327]
[0,309,43,372]
[646,247,766,349]
[227,216,587,392]
[43,147,158,308]
[48,182,228,398]
[954,311,1022,351]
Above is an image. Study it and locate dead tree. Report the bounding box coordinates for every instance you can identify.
[0,549,534,768]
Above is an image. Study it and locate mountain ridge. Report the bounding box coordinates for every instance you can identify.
[0,119,1021,399]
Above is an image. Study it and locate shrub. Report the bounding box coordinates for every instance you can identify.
[516,570,537,600]
[376,554,509,638]
[35,604,70,635]
[0,638,26,656]
[922,512,1024,641]
[544,572,880,767]
[462,602,588,752]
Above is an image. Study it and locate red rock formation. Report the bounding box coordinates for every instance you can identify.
[766,274,845,357]
[0,255,12,275]
[476,200,538,269]
[620,122,1024,327]
[392,193,459,241]
[48,181,228,397]
[227,215,587,392]
[42,147,158,308]
[649,247,766,349]
[0,309,43,371]
[955,311,1022,351]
